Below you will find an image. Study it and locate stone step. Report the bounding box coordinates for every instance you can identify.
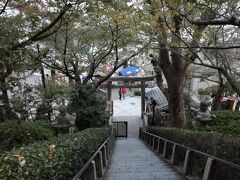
[103,138,184,180]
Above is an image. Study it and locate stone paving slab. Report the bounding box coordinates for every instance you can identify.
[113,96,141,117]
[103,138,184,180]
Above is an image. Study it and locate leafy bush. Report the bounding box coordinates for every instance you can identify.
[211,110,240,134]
[133,89,141,96]
[147,109,170,126]
[36,80,70,101]
[0,121,54,151]
[198,86,217,95]
[147,126,240,164]
[0,128,110,179]
[68,85,108,130]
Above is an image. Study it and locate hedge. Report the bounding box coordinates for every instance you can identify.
[211,110,240,134]
[0,121,54,151]
[147,126,240,165]
[0,128,110,179]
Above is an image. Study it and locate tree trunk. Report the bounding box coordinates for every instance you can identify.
[212,84,224,111]
[74,70,81,85]
[0,78,11,120]
[51,70,56,81]
[221,69,240,96]
[167,74,187,127]
[151,59,164,90]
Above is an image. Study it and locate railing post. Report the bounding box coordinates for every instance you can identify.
[102,145,107,167]
[148,134,151,145]
[162,140,167,157]
[106,140,110,160]
[139,127,142,139]
[183,150,191,174]
[157,137,160,153]
[202,158,214,180]
[152,136,155,149]
[95,151,104,177]
[148,134,152,146]
[86,161,97,180]
[171,144,177,165]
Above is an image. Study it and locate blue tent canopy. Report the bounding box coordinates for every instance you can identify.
[118,66,140,76]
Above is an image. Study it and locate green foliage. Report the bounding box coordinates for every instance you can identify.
[147,126,240,164]
[68,85,108,130]
[0,121,54,151]
[0,128,110,179]
[147,109,170,126]
[186,118,194,129]
[186,110,240,135]
[198,86,217,95]
[36,80,70,101]
[133,89,141,96]
[210,110,240,134]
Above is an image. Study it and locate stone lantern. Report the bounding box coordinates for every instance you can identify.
[195,95,214,127]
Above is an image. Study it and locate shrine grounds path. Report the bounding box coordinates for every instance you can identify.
[102,97,184,180]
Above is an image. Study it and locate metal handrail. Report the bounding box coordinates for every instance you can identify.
[72,127,115,180]
[141,130,240,170]
[139,128,240,179]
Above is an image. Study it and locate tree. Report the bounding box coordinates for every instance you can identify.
[41,0,149,88]
[0,0,71,120]
[146,0,240,127]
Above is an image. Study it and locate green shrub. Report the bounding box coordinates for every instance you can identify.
[147,109,170,126]
[147,126,240,164]
[0,121,54,151]
[68,85,108,130]
[198,86,217,95]
[133,89,141,96]
[211,110,240,134]
[0,128,110,179]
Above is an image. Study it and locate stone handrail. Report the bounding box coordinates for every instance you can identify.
[139,128,240,180]
[72,128,115,180]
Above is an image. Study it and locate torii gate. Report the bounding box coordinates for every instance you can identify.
[101,76,156,118]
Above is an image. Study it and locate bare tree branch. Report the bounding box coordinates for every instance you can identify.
[188,15,240,27]
[95,43,149,88]
[192,75,220,84]
[164,45,240,50]
[0,0,9,15]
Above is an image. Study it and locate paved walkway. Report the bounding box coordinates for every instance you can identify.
[113,96,141,117]
[113,96,142,138]
[103,138,184,180]
[103,98,184,179]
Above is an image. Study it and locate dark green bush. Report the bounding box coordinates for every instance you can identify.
[0,128,110,179]
[198,86,217,95]
[147,109,170,126]
[68,85,108,130]
[211,110,240,134]
[147,126,240,164]
[133,89,141,96]
[0,121,54,151]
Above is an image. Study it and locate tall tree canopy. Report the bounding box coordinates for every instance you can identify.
[146,0,240,127]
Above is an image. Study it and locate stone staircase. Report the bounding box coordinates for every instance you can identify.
[103,138,184,180]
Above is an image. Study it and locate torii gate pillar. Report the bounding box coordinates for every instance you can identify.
[141,80,145,118]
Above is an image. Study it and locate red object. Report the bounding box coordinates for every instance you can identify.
[227,96,237,100]
[121,88,127,94]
